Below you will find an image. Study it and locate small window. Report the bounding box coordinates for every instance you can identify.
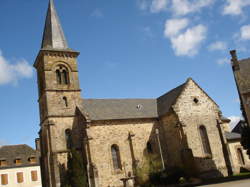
[14,159,22,165]
[1,174,8,185]
[0,160,7,167]
[28,157,37,164]
[111,144,122,170]
[56,69,62,84]
[237,148,245,165]
[65,129,72,149]
[199,126,212,156]
[63,96,68,107]
[17,172,24,183]
[62,70,69,84]
[193,98,199,104]
[31,170,38,181]
[55,66,69,85]
[147,142,153,154]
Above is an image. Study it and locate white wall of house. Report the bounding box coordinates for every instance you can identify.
[0,166,41,187]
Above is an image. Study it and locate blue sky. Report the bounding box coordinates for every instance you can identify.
[0,0,250,148]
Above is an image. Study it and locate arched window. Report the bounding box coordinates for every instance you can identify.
[237,148,245,165]
[62,70,69,84]
[56,69,62,84]
[65,129,72,149]
[55,66,69,85]
[147,141,153,154]
[199,126,212,156]
[111,144,122,170]
[63,96,68,107]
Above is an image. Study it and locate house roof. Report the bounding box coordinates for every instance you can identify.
[0,144,39,169]
[157,83,186,117]
[225,132,241,141]
[80,99,158,121]
[78,81,187,121]
[78,78,219,121]
[232,120,246,134]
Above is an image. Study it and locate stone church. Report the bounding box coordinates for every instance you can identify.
[35,1,250,187]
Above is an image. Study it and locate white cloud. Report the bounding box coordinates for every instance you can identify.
[240,25,250,40]
[0,50,33,85]
[216,58,230,66]
[171,0,213,16]
[228,116,241,129]
[164,21,207,56]
[150,0,168,13]
[164,18,189,37]
[223,0,250,16]
[208,41,227,51]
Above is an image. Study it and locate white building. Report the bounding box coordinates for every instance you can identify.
[0,144,42,187]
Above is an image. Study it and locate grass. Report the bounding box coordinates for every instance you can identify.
[233,172,250,177]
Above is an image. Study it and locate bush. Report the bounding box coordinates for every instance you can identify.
[135,153,187,186]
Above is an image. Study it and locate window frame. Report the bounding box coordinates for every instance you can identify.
[199,125,212,158]
[31,170,38,182]
[1,173,8,185]
[111,144,122,171]
[16,172,24,183]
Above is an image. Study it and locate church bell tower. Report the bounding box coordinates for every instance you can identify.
[34,0,81,186]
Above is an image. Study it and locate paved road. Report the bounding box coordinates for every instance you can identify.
[200,179,250,187]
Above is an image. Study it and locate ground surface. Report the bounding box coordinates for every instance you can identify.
[200,179,250,187]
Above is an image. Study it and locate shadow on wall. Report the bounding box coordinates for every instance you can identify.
[139,116,224,180]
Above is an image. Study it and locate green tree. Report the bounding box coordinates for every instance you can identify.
[62,149,88,187]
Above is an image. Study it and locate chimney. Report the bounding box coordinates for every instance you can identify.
[35,138,40,152]
[230,50,239,71]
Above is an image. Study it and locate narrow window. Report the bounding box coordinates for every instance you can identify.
[1,174,8,185]
[63,97,68,107]
[62,70,69,84]
[199,126,212,156]
[147,141,153,154]
[237,148,245,165]
[31,170,38,181]
[65,129,72,149]
[17,172,24,183]
[56,69,62,84]
[111,144,122,170]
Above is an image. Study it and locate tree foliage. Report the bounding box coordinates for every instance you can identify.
[61,149,88,187]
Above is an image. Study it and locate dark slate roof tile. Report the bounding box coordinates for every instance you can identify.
[0,144,39,169]
[225,132,241,141]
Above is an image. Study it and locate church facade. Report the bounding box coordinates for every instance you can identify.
[35,1,250,187]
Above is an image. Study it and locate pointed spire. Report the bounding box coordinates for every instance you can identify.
[41,0,68,50]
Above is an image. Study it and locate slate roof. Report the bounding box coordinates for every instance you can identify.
[78,82,186,121]
[232,120,246,134]
[0,144,39,169]
[157,83,186,117]
[225,132,241,141]
[80,99,158,121]
[41,0,69,50]
[221,116,231,122]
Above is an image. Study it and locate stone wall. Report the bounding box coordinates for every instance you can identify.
[172,79,228,177]
[86,119,159,187]
[228,141,250,173]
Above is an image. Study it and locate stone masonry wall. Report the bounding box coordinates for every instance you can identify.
[86,119,159,187]
[228,141,250,173]
[173,79,228,176]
